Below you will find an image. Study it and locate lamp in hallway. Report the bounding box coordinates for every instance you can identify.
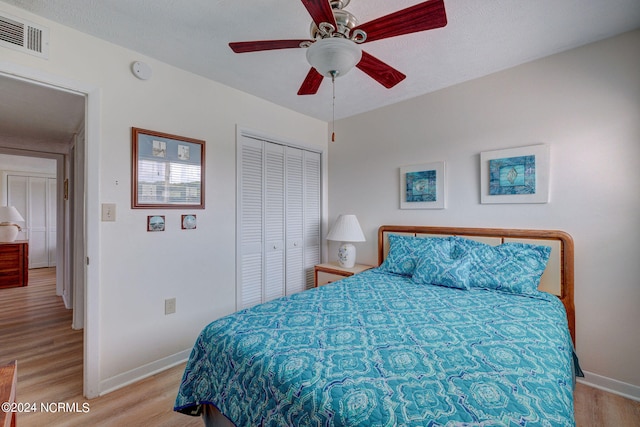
[0,206,24,242]
[326,214,365,268]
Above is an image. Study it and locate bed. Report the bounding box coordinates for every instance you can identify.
[175,225,580,426]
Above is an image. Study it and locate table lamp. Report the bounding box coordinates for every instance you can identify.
[326,214,365,268]
[0,206,25,242]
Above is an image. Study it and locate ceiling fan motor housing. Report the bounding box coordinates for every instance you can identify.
[310,4,362,41]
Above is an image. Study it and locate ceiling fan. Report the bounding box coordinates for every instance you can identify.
[229,0,447,95]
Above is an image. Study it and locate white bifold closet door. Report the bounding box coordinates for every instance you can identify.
[237,134,321,310]
[7,175,57,268]
[285,147,321,295]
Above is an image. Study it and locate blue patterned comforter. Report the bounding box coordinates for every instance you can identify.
[175,269,575,426]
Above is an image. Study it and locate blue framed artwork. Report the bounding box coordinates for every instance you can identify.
[480,145,549,204]
[489,155,535,195]
[400,161,446,209]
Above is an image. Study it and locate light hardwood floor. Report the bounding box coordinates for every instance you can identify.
[1,268,638,426]
[0,268,200,427]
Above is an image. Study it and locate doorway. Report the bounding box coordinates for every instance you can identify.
[0,68,97,396]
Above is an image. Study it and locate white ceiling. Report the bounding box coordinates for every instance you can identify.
[0,75,84,146]
[1,0,639,131]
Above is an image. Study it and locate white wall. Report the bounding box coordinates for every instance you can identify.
[330,30,640,397]
[0,154,56,203]
[0,155,56,174]
[0,2,328,394]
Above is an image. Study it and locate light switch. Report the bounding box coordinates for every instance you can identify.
[101,203,116,221]
[165,298,176,315]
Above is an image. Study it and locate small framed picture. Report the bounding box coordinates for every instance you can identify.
[147,215,165,232]
[181,214,197,230]
[400,161,446,209]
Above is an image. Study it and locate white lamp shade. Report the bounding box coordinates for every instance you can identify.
[0,206,24,223]
[326,214,365,242]
[306,37,362,78]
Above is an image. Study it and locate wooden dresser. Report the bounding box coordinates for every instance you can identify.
[0,241,28,289]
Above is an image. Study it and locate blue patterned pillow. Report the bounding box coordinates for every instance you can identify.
[412,253,472,290]
[380,234,452,276]
[462,241,551,295]
[450,236,487,259]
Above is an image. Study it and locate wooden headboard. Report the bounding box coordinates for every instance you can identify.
[378,225,575,345]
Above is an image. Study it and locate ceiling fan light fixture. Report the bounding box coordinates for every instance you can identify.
[306,37,362,78]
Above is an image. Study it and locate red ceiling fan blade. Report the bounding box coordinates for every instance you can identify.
[298,68,324,95]
[354,0,447,43]
[301,0,337,28]
[356,51,406,89]
[229,39,311,53]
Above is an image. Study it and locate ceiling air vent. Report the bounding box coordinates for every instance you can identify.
[0,12,49,59]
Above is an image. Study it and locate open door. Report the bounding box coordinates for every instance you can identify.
[72,127,86,329]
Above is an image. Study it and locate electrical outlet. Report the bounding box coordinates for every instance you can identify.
[101,203,116,221]
[165,298,176,315]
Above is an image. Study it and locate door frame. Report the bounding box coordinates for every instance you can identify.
[0,60,101,398]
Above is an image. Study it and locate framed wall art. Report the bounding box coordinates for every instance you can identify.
[132,127,205,209]
[400,161,446,209]
[480,144,549,204]
[181,214,197,230]
[147,215,165,232]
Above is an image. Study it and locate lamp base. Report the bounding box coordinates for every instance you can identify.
[337,243,357,268]
[0,224,19,242]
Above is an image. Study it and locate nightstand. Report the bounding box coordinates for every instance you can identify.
[314,262,374,287]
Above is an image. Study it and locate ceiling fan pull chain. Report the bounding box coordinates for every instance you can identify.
[331,72,336,143]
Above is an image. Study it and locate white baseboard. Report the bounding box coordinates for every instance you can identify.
[99,349,191,396]
[578,370,640,402]
[61,292,72,310]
